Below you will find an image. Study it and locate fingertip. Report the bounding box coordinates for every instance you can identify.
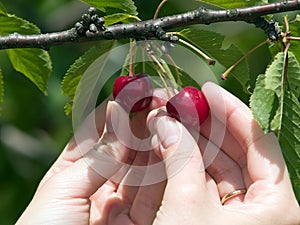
[106,101,129,133]
[154,116,181,153]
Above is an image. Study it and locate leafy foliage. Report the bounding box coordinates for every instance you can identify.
[80,0,139,26]
[81,0,138,15]
[104,13,140,26]
[0,5,52,93]
[6,49,51,94]
[251,51,300,200]
[196,0,267,9]
[288,15,300,62]
[0,2,6,14]
[179,29,250,89]
[62,40,115,115]
[0,68,3,105]
[250,74,278,132]
[279,91,300,200]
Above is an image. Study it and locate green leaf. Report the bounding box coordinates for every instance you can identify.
[81,0,138,16]
[0,2,6,15]
[196,0,267,8]
[0,68,4,105]
[179,28,250,89]
[0,13,40,35]
[279,91,300,201]
[251,51,300,200]
[6,49,52,94]
[264,52,285,96]
[104,13,140,26]
[250,74,279,133]
[0,12,52,94]
[286,52,300,99]
[288,16,300,63]
[62,40,115,116]
[263,52,300,130]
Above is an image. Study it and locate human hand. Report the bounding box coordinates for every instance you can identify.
[16,82,300,225]
[150,82,300,225]
[15,88,171,225]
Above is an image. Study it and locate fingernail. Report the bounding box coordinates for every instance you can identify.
[155,117,180,149]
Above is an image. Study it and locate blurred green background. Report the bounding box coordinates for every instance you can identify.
[0,1,87,223]
[0,0,271,224]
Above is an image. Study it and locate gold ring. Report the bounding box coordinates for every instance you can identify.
[221,189,247,205]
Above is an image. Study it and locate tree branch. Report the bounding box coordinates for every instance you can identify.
[1,0,299,50]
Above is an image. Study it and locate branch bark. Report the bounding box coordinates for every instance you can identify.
[0,0,299,50]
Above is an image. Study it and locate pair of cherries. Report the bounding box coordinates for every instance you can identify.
[113,73,209,127]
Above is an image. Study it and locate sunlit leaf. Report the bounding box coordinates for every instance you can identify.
[262,52,300,130]
[81,0,138,15]
[104,13,139,26]
[62,41,115,115]
[250,74,279,133]
[267,51,300,100]
[264,52,286,97]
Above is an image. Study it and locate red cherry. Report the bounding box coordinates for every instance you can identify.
[113,74,152,113]
[166,86,209,128]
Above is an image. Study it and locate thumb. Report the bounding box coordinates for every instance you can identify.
[43,101,129,199]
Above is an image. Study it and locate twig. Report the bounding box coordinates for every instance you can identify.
[178,38,215,65]
[0,0,299,50]
[221,39,270,80]
[154,0,168,19]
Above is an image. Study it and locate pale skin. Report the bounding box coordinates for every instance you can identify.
[16,82,300,225]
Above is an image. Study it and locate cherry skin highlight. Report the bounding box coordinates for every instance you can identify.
[113,73,152,113]
[166,86,209,128]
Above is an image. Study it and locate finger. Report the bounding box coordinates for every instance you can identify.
[43,150,123,199]
[198,135,246,204]
[38,102,131,194]
[129,152,166,225]
[116,151,150,204]
[205,173,220,203]
[150,88,170,109]
[63,97,112,161]
[130,88,171,140]
[202,82,287,183]
[152,116,208,212]
[200,115,252,187]
[89,180,118,224]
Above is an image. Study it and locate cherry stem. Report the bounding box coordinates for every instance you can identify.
[129,39,134,77]
[149,53,175,97]
[284,16,290,36]
[222,38,270,80]
[154,0,168,19]
[166,53,182,86]
[287,36,300,41]
[177,38,215,65]
[157,69,172,98]
[282,16,291,91]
